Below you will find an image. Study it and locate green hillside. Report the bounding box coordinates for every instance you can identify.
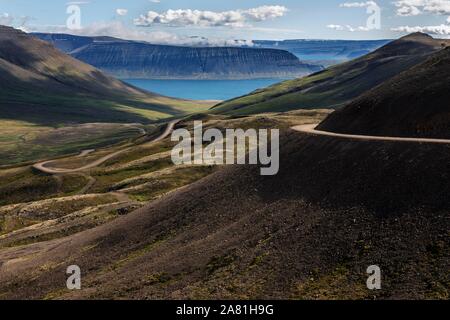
[212,33,448,116]
[318,46,450,138]
[0,26,209,126]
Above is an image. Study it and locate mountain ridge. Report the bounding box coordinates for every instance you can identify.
[212,33,448,115]
[253,38,391,62]
[32,33,323,80]
[0,26,208,125]
[317,45,450,139]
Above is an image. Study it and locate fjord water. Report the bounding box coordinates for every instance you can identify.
[124,79,288,101]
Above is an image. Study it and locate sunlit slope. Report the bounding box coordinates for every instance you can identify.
[0,26,209,125]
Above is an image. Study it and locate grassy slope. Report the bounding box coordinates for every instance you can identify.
[0,86,209,125]
[0,26,213,165]
[212,33,448,116]
[0,26,211,126]
[0,120,152,166]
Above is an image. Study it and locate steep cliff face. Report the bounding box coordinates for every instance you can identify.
[32,33,323,79]
[31,33,97,54]
[72,43,322,79]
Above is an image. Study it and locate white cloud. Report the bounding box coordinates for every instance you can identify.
[0,13,14,26]
[149,0,161,3]
[392,11,450,35]
[327,24,346,30]
[397,5,422,16]
[134,5,288,28]
[326,24,372,31]
[339,1,377,8]
[392,1,450,34]
[425,0,450,14]
[392,24,450,34]
[26,21,256,47]
[350,26,372,31]
[329,1,380,32]
[66,1,90,5]
[394,0,450,16]
[116,9,128,16]
[0,13,33,31]
[245,5,288,21]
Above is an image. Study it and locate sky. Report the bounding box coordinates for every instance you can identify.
[1,0,450,44]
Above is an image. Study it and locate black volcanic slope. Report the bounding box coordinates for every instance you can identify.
[318,46,450,139]
[32,33,322,80]
[0,26,200,125]
[0,129,448,299]
[212,33,448,115]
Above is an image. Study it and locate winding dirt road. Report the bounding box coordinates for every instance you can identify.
[33,120,178,174]
[35,120,450,175]
[292,124,450,145]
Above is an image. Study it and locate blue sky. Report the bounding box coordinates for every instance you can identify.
[1,0,450,43]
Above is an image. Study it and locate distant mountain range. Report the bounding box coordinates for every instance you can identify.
[32,33,323,80]
[213,33,449,115]
[0,26,207,125]
[253,39,390,63]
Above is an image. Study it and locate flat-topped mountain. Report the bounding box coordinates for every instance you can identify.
[0,26,205,125]
[212,33,448,115]
[318,45,450,139]
[32,33,323,80]
[31,33,127,53]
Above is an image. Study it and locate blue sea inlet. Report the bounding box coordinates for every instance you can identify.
[124,78,288,101]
